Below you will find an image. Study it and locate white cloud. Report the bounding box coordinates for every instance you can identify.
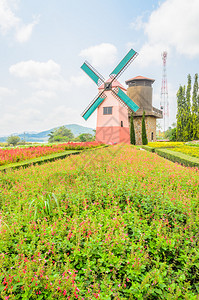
[34,90,56,99]
[145,0,199,57]
[79,43,118,68]
[9,59,61,78]
[0,0,19,34]
[30,77,70,92]
[15,17,39,43]
[9,60,92,93]
[132,0,199,67]
[0,86,16,97]
[130,15,145,31]
[135,43,169,68]
[0,0,39,42]
[69,73,92,87]
[0,106,43,136]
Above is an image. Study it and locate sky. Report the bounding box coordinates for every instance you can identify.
[0,0,199,136]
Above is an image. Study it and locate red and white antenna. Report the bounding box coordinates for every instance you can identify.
[160,51,169,132]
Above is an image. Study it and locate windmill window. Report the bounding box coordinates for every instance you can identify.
[121,121,123,127]
[103,107,112,115]
[151,132,153,141]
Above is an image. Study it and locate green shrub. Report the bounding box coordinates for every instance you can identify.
[130,114,136,145]
[141,146,155,152]
[142,111,148,145]
[155,148,199,168]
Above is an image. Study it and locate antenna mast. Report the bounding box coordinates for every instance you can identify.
[160,51,169,133]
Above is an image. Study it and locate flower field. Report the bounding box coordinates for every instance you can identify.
[171,146,199,158]
[148,142,184,148]
[0,142,102,166]
[0,145,198,299]
[148,142,199,159]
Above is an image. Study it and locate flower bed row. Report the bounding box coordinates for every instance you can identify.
[0,142,102,166]
[0,145,198,298]
[155,148,199,168]
[146,142,199,159]
[172,145,199,158]
[148,142,184,148]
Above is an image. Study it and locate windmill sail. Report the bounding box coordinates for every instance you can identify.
[112,87,139,112]
[82,92,106,120]
[81,48,139,121]
[81,61,105,86]
[109,49,138,80]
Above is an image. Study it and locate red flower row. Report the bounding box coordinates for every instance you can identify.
[0,142,103,166]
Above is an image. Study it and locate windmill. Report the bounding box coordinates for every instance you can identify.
[81,49,139,144]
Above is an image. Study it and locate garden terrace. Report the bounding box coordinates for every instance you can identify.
[0,145,198,299]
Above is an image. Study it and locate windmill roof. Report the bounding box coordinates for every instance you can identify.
[98,78,127,91]
[125,76,155,84]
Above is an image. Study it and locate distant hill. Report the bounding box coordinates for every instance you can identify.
[0,124,94,143]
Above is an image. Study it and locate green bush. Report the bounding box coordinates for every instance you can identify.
[142,111,148,145]
[141,146,155,152]
[155,148,199,168]
[130,114,136,145]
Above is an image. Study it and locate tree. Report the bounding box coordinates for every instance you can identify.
[75,133,94,142]
[176,85,186,141]
[48,126,74,143]
[165,123,176,141]
[176,74,199,141]
[184,74,192,141]
[130,114,136,145]
[192,73,199,140]
[7,135,20,146]
[142,111,148,145]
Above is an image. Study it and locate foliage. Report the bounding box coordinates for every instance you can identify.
[141,145,155,152]
[148,142,184,148]
[0,142,8,148]
[6,135,20,146]
[130,114,136,145]
[0,142,103,166]
[0,146,198,298]
[164,123,177,141]
[155,148,199,168]
[0,150,80,172]
[142,111,148,145]
[186,141,199,147]
[184,74,192,141]
[171,145,199,158]
[192,74,199,140]
[74,133,94,142]
[176,74,199,141]
[48,126,74,143]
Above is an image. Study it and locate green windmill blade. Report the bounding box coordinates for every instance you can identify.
[109,49,138,80]
[81,61,105,86]
[112,87,139,112]
[82,92,106,120]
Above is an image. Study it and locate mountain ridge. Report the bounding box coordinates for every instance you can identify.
[0,124,94,143]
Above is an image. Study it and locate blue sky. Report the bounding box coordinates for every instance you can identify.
[0,0,199,136]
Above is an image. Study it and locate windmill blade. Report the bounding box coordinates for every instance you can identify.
[81,61,105,86]
[82,91,106,120]
[109,49,138,81]
[112,87,139,112]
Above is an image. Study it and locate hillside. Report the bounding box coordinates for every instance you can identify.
[0,124,94,143]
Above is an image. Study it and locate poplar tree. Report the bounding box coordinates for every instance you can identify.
[183,74,192,141]
[142,111,148,145]
[130,114,136,145]
[192,73,199,140]
[176,85,186,141]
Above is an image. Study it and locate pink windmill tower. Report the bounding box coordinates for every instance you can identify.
[81,49,139,144]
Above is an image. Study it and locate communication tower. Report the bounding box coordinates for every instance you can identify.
[160,51,169,132]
